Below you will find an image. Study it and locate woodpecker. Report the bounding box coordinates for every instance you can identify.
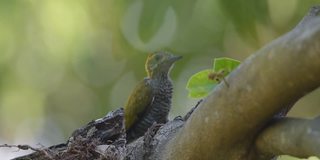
[124,51,182,142]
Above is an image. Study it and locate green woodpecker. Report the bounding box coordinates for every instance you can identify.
[124,51,182,142]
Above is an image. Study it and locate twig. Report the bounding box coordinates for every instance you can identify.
[183,99,203,121]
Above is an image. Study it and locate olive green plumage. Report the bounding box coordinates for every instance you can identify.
[124,51,182,142]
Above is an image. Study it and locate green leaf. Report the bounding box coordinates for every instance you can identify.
[213,57,241,74]
[186,69,218,98]
[186,57,241,99]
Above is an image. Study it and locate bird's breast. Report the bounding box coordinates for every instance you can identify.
[149,79,173,121]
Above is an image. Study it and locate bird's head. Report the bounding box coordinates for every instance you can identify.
[145,51,182,78]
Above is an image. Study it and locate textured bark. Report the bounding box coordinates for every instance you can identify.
[13,109,126,160]
[8,5,320,160]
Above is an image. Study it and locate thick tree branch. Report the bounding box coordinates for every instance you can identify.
[296,5,320,29]
[256,117,320,158]
[163,6,320,160]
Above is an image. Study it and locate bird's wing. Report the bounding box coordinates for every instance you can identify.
[124,78,154,130]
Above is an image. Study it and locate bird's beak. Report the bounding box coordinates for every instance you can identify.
[170,55,183,62]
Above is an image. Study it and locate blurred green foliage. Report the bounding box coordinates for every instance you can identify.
[0,0,320,159]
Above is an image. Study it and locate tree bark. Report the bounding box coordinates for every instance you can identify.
[255,117,320,159]
[163,5,320,160]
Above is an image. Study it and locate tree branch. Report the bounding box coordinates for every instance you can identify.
[12,109,126,160]
[255,117,320,159]
[163,6,320,160]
